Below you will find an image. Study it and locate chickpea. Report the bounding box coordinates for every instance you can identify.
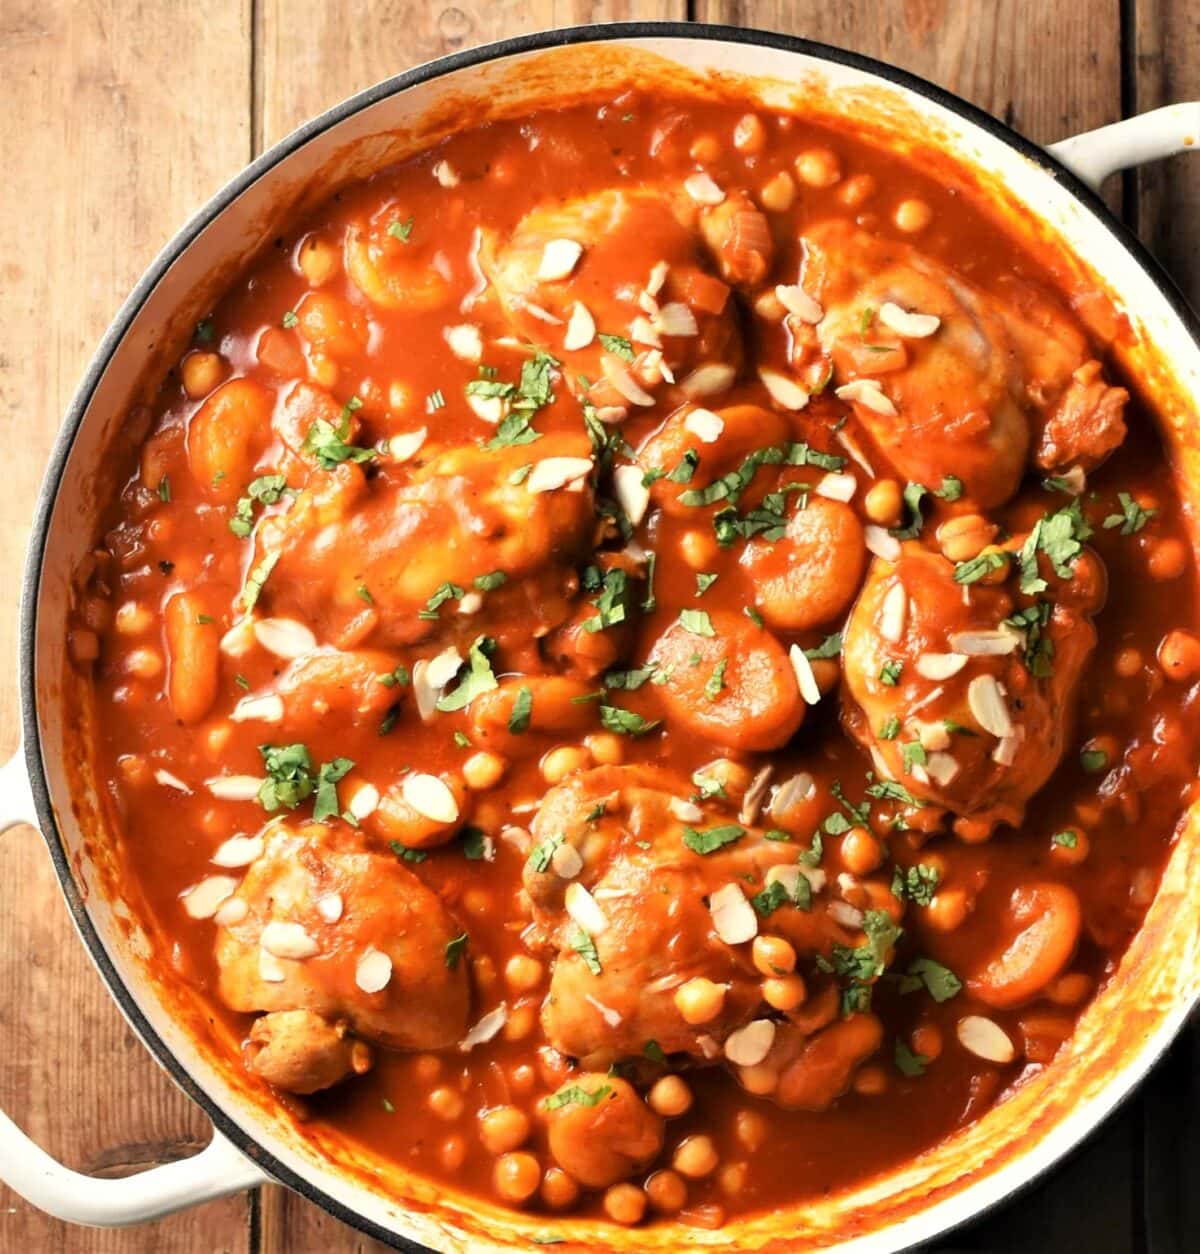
[462,888,495,919]
[540,1165,579,1210]
[717,1161,749,1196]
[674,977,727,1025]
[680,527,720,570]
[494,1151,541,1203]
[737,1063,777,1095]
[895,198,933,232]
[839,172,876,207]
[204,721,233,757]
[735,1108,767,1152]
[428,1086,464,1121]
[647,1074,693,1118]
[1158,629,1200,681]
[118,754,150,787]
[853,1065,889,1096]
[795,147,841,187]
[441,1135,467,1170]
[585,732,625,766]
[759,170,797,213]
[697,757,754,801]
[463,750,507,791]
[504,954,544,994]
[604,1181,647,1225]
[1050,826,1090,866]
[926,886,971,932]
[1147,536,1188,581]
[1113,647,1143,678]
[810,657,840,695]
[937,513,996,563]
[864,479,903,527]
[1046,971,1093,1006]
[690,134,722,163]
[841,826,885,875]
[1082,733,1119,770]
[673,1134,719,1179]
[309,353,338,389]
[752,934,797,976]
[753,289,787,322]
[541,744,590,785]
[911,1023,943,1061]
[125,645,164,681]
[115,601,153,635]
[509,1062,537,1096]
[733,113,767,155]
[645,1168,688,1214]
[503,1001,537,1041]
[181,351,226,399]
[479,1105,531,1155]
[297,234,340,286]
[388,380,414,415]
[762,973,807,1012]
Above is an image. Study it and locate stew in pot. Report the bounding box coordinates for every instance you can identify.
[69,88,1199,1230]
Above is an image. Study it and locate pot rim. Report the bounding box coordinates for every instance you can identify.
[18,19,1200,1253]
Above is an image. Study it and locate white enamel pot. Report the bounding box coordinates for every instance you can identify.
[2,22,1199,1253]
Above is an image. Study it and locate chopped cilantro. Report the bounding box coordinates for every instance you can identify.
[1018,500,1092,594]
[891,862,941,906]
[157,476,171,503]
[312,756,354,822]
[953,550,1008,585]
[387,216,414,242]
[569,925,602,975]
[389,840,427,863]
[703,658,728,700]
[1052,829,1079,849]
[436,637,499,713]
[544,1083,611,1110]
[303,398,376,470]
[752,873,811,916]
[745,606,764,628]
[934,475,964,502]
[679,608,715,637]
[1080,747,1109,773]
[695,572,719,595]
[901,741,928,775]
[241,550,280,611]
[444,932,469,969]
[1103,491,1156,535]
[603,665,656,690]
[894,1040,928,1077]
[804,632,842,661]
[890,482,928,540]
[643,1040,666,1063]
[879,715,901,740]
[584,568,633,634]
[598,704,660,737]
[419,581,465,620]
[282,309,298,329]
[682,823,745,855]
[598,333,635,361]
[474,570,508,592]
[879,659,904,686]
[508,685,533,733]
[898,957,962,1002]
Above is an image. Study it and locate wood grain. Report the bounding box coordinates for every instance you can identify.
[0,0,254,1251]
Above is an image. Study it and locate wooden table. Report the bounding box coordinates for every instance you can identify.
[1,3,1197,1250]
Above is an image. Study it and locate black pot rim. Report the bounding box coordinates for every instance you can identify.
[18,19,1200,1253]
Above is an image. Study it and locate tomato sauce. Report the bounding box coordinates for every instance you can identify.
[70,89,1198,1229]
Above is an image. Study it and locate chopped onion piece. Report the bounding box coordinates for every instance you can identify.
[957,1014,1015,1063]
[758,366,810,411]
[878,301,941,338]
[230,693,284,724]
[390,428,427,462]
[181,875,240,920]
[526,456,594,494]
[835,378,898,416]
[967,674,1013,738]
[788,644,822,705]
[613,464,651,527]
[402,773,460,824]
[355,946,393,994]
[725,1019,776,1067]
[563,302,595,351]
[254,617,316,659]
[261,920,320,960]
[684,407,725,444]
[775,283,824,323]
[565,881,609,935]
[445,323,482,361]
[206,774,264,802]
[538,238,584,281]
[864,525,901,561]
[459,1003,508,1051]
[815,471,857,503]
[646,260,670,296]
[212,833,263,868]
[154,769,191,793]
[709,883,757,945]
[679,362,736,399]
[916,652,969,680]
[879,581,908,643]
[684,172,725,205]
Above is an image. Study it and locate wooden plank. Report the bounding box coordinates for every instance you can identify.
[0,1,254,1251]
[1133,0,1200,306]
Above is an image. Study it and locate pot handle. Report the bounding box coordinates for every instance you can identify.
[0,749,268,1225]
[1048,102,1200,192]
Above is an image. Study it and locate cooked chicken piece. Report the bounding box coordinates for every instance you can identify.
[245,1008,372,1095]
[840,531,1103,836]
[267,648,404,735]
[252,431,595,649]
[480,187,746,412]
[523,765,859,1068]
[795,221,1127,506]
[543,1074,664,1188]
[215,821,470,1093]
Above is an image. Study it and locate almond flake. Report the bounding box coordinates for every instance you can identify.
[613,464,651,527]
[565,881,609,934]
[390,428,427,462]
[181,875,240,920]
[679,362,736,399]
[601,354,656,406]
[709,883,757,945]
[815,471,857,503]
[355,946,393,994]
[316,892,343,923]
[230,693,284,724]
[992,727,1025,767]
[630,316,662,348]
[212,833,264,868]
[879,581,908,643]
[775,284,824,323]
[425,647,464,690]
[924,751,960,787]
[551,842,584,880]
[684,408,725,444]
[836,378,898,416]
[445,323,482,362]
[957,1014,1015,1064]
[457,591,483,615]
[915,652,969,680]
[669,797,704,824]
[878,301,941,339]
[684,172,726,205]
[459,1004,508,1051]
[828,900,865,929]
[563,302,595,351]
[261,920,319,960]
[788,644,822,705]
[538,238,583,281]
[220,618,257,658]
[154,769,191,793]
[206,774,264,802]
[967,674,1013,738]
[432,160,459,187]
[526,456,594,494]
[654,302,699,338]
[758,366,810,411]
[347,782,380,820]
[258,949,286,983]
[725,1019,776,1067]
[520,300,563,325]
[467,392,507,424]
[948,628,1022,656]
[917,721,951,752]
[213,896,248,927]
[254,618,316,660]
[646,260,669,297]
[864,525,901,561]
[401,773,459,824]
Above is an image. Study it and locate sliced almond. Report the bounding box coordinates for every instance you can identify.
[538,238,583,281]
[654,302,699,338]
[459,1004,508,1051]
[992,727,1025,767]
[466,392,506,424]
[230,693,284,724]
[879,581,908,643]
[212,833,264,868]
[613,464,651,527]
[630,316,662,348]
[924,751,960,787]
[457,591,483,615]
[258,949,286,983]
[835,428,876,477]
[213,896,248,927]
[828,900,865,929]
[390,428,427,462]
[835,378,898,416]
[219,618,257,658]
[788,644,822,705]
[878,301,941,339]
[425,646,464,690]
[758,366,810,411]
[769,772,816,825]
[526,456,594,494]
[431,159,459,188]
[355,946,393,994]
[551,842,584,880]
[206,774,264,802]
[709,883,758,945]
[669,797,704,824]
[563,302,595,351]
[915,652,969,680]
[646,260,670,296]
[725,1019,776,1067]
[261,920,320,960]
[254,618,316,660]
[967,674,1013,738]
[347,782,380,820]
[684,172,725,205]
[684,407,725,444]
[864,525,901,561]
[316,892,343,923]
[815,471,857,503]
[154,769,191,793]
[679,362,736,399]
[738,764,774,826]
[957,1014,1015,1064]
[181,875,240,920]
[401,773,460,824]
[775,284,824,323]
[445,323,482,361]
[948,628,1022,656]
[564,881,609,935]
[594,404,628,425]
[601,354,656,406]
[519,299,563,325]
[917,720,951,752]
